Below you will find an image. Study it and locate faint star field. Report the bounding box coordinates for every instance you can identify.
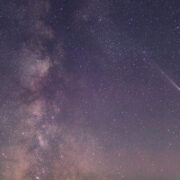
[0,0,180,180]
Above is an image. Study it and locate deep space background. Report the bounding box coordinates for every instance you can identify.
[0,0,180,179]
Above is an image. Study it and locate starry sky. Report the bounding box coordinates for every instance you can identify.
[0,0,180,180]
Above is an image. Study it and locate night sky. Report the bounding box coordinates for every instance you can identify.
[0,0,180,179]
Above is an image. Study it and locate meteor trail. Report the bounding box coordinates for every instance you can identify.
[143,58,180,91]
[157,66,180,91]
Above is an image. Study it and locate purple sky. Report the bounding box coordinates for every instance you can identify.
[0,0,180,179]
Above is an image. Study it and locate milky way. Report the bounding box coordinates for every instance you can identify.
[0,0,180,180]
